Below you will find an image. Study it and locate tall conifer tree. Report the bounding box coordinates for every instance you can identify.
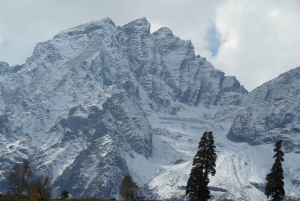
[186,131,217,201]
[206,132,217,176]
[265,140,285,201]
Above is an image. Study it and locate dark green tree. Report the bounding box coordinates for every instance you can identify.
[206,132,217,176]
[265,140,285,201]
[60,189,69,199]
[186,131,217,201]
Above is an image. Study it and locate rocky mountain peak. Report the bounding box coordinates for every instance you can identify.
[121,17,150,35]
[152,27,173,37]
[56,17,116,37]
[0,62,10,75]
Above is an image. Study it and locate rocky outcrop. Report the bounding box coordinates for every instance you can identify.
[228,67,300,152]
[117,18,247,109]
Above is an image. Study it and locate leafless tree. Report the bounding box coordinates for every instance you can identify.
[30,176,52,201]
[7,160,32,201]
[119,175,144,201]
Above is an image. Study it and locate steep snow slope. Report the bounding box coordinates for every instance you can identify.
[0,17,299,200]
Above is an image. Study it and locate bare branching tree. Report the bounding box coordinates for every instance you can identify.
[7,160,32,201]
[30,176,52,201]
[120,175,144,201]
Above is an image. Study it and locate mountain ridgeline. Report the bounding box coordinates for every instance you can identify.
[0,18,299,200]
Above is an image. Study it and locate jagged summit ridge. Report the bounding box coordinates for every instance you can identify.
[152,27,173,37]
[56,17,116,37]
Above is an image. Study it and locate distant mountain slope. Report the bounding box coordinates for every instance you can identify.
[228,67,300,152]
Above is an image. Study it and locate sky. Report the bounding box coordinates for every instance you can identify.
[0,0,300,91]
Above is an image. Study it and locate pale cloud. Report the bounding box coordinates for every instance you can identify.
[0,34,3,46]
[205,0,300,90]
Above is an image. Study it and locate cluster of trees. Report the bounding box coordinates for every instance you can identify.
[6,160,70,201]
[6,160,51,201]
[6,160,142,201]
[186,132,285,201]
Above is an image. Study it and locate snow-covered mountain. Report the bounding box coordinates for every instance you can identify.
[228,67,300,150]
[0,18,299,200]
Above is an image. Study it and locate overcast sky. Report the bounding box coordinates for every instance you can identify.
[0,0,299,91]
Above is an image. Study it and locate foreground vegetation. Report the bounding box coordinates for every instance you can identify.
[0,195,157,201]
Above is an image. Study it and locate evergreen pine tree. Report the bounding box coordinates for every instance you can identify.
[206,132,217,176]
[186,131,217,201]
[265,140,285,201]
[60,189,69,199]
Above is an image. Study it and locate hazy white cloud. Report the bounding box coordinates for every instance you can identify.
[0,34,3,46]
[0,0,299,91]
[205,0,300,90]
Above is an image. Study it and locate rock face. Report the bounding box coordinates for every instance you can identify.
[228,67,300,152]
[47,92,152,198]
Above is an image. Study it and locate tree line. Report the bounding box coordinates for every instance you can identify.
[4,132,285,201]
[6,160,51,201]
[5,161,70,201]
[4,159,144,201]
